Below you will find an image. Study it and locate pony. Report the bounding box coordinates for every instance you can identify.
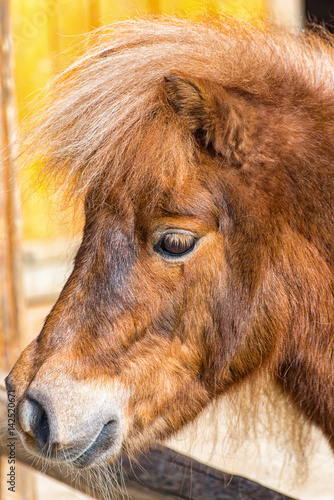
[6,16,334,477]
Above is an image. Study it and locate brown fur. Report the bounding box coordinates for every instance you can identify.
[7,16,334,469]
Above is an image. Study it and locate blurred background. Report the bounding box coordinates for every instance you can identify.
[1,0,334,499]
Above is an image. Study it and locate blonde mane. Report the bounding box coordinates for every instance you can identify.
[25,16,334,200]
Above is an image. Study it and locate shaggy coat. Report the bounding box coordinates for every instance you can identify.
[6,17,334,468]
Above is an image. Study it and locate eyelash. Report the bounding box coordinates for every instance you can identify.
[154,232,198,259]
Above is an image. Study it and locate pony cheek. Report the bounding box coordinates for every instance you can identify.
[121,346,208,445]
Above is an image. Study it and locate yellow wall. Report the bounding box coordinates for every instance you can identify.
[12,0,267,240]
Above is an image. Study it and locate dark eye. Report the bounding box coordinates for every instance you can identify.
[155,232,198,258]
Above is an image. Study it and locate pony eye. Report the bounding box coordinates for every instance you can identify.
[156,232,197,258]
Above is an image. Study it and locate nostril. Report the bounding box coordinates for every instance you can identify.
[20,398,50,449]
[32,400,50,449]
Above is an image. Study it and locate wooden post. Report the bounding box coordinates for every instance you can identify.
[0,3,36,497]
[0,0,25,371]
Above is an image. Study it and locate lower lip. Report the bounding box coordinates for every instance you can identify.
[72,420,118,468]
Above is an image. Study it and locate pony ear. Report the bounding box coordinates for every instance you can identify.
[164,72,246,165]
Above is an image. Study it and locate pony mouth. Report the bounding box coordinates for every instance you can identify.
[71,419,120,468]
[19,419,120,469]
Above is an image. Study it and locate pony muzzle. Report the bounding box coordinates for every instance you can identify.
[12,371,125,468]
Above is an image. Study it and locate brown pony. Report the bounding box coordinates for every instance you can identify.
[6,16,334,472]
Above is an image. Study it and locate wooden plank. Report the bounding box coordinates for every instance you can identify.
[122,448,297,500]
[0,456,10,500]
[0,2,33,497]
[0,440,298,500]
[0,0,25,370]
[0,458,37,500]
